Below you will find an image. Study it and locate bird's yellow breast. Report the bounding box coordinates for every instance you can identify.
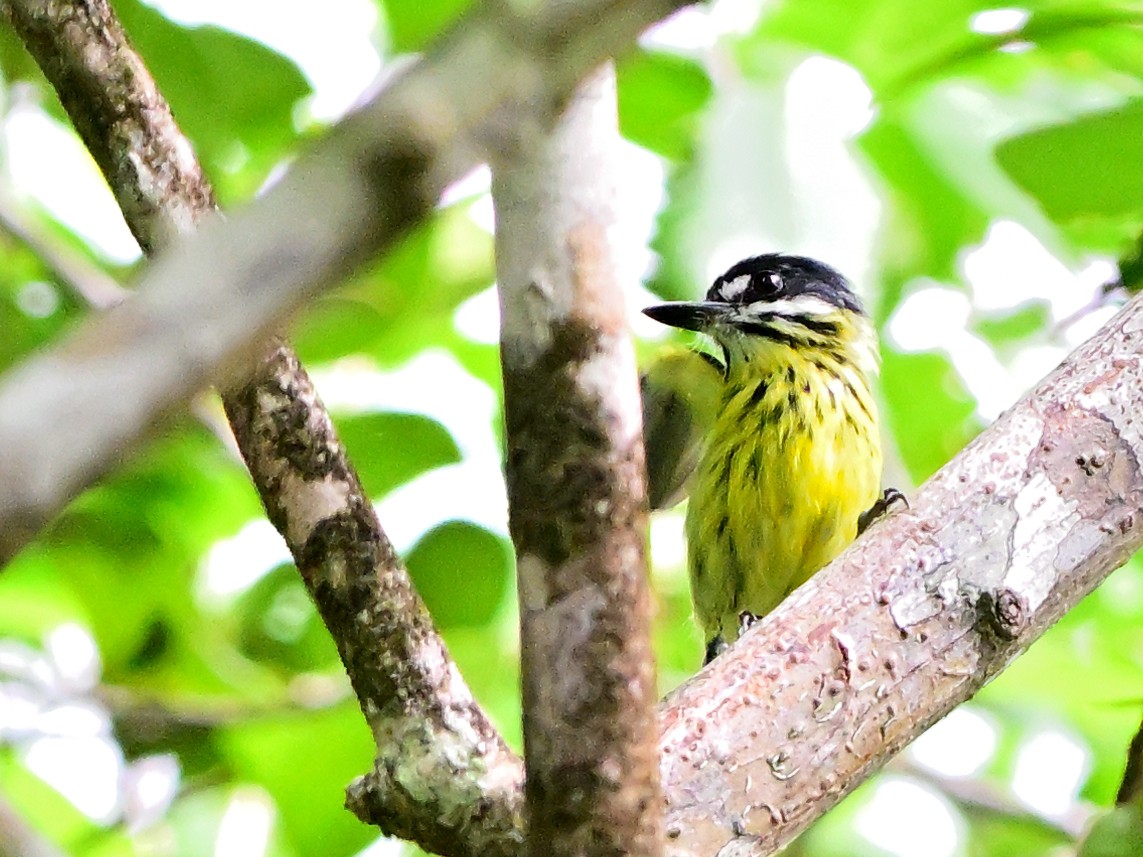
[685,346,881,645]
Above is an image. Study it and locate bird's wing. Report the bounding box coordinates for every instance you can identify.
[641,347,724,510]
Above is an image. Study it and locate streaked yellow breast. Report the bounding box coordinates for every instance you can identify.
[685,342,882,644]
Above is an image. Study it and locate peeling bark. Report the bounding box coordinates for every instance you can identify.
[494,66,664,857]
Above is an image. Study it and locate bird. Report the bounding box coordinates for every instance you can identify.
[642,253,899,664]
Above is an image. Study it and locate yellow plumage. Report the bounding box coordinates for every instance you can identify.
[643,254,885,662]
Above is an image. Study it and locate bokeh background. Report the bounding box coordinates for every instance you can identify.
[1,0,1142,855]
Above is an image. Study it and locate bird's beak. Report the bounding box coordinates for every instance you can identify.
[642,301,730,332]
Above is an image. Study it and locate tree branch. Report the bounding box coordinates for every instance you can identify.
[0,185,127,309]
[8,1,1138,855]
[493,64,663,855]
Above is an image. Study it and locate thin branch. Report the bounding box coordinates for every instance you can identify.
[0,186,128,309]
[492,65,663,855]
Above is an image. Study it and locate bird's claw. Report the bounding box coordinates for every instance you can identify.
[857,487,908,535]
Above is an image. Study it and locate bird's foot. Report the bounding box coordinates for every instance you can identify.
[857,487,908,535]
[703,612,764,665]
[737,611,761,636]
[703,636,728,666]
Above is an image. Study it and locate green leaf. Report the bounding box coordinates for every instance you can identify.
[222,702,375,857]
[237,566,340,673]
[972,302,1052,349]
[288,297,385,364]
[859,115,990,296]
[617,50,712,160]
[997,100,1143,222]
[336,412,461,497]
[1080,805,1143,857]
[112,0,310,200]
[378,0,474,52]
[406,521,511,628]
[752,0,995,91]
[880,348,979,482]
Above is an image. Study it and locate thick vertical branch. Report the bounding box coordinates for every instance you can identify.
[493,66,664,856]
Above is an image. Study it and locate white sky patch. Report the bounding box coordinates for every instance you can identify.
[454,284,501,345]
[612,140,667,288]
[441,164,496,234]
[25,734,123,822]
[855,776,962,857]
[146,0,381,121]
[3,103,140,263]
[961,220,1099,320]
[889,283,1030,421]
[969,8,1031,36]
[441,164,491,209]
[630,280,680,341]
[121,754,181,832]
[199,518,291,601]
[45,623,100,692]
[881,221,1122,421]
[1011,728,1090,818]
[214,786,276,857]
[642,6,716,51]
[783,57,881,288]
[649,507,688,587]
[908,706,998,777]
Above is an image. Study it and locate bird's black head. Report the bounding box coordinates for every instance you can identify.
[707,254,864,315]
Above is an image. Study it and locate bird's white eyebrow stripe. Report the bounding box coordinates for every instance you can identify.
[719,274,752,301]
[741,295,836,317]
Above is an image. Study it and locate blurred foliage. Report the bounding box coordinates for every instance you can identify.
[0,0,1142,856]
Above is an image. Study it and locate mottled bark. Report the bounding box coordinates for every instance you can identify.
[657,294,1143,855]
[493,66,664,857]
[222,344,525,855]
